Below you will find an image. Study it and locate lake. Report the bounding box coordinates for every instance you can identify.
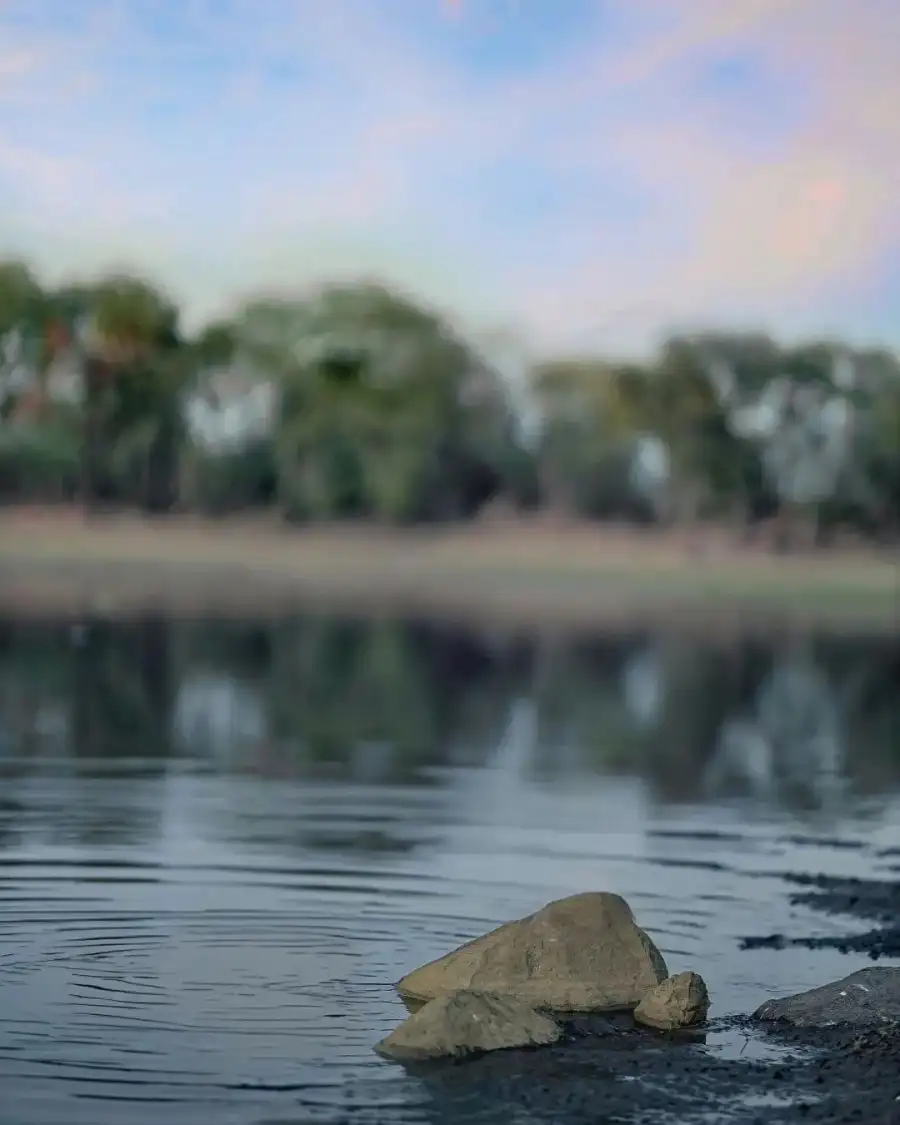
[0,613,898,1124]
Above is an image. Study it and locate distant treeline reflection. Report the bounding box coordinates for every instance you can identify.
[0,615,897,812]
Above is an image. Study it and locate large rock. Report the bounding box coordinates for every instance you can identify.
[634,971,709,1030]
[396,892,668,1013]
[753,967,900,1027]
[375,990,562,1062]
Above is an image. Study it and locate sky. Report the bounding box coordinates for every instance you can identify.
[0,0,897,357]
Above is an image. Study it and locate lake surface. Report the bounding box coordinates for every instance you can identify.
[0,613,898,1125]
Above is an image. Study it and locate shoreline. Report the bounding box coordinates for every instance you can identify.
[0,510,896,633]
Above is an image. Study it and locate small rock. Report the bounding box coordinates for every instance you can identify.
[634,971,710,1030]
[396,892,668,1014]
[753,967,900,1027]
[374,990,562,1062]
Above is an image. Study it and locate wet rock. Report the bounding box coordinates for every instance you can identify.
[633,971,710,1030]
[396,892,668,1013]
[374,990,562,1062]
[753,966,900,1027]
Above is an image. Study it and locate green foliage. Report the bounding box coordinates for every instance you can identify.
[265,618,441,768]
[532,331,899,534]
[0,256,898,539]
[0,419,80,501]
[236,282,520,523]
[84,274,180,357]
[532,359,665,518]
[191,321,238,368]
[183,439,277,515]
[0,261,45,335]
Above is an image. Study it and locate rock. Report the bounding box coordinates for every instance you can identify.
[396,892,668,1013]
[634,971,710,1030]
[753,967,900,1027]
[374,990,562,1062]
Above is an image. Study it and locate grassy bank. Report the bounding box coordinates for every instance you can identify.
[0,509,896,633]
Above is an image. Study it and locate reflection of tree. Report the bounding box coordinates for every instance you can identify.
[71,617,173,765]
[266,618,440,779]
[170,617,514,783]
[1,613,898,828]
[521,630,900,816]
[527,637,645,778]
[442,634,531,769]
[695,638,900,813]
[0,620,73,759]
[816,637,900,799]
[640,637,756,803]
[172,671,267,762]
[266,618,518,782]
[705,648,844,809]
[0,617,176,846]
[621,645,665,731]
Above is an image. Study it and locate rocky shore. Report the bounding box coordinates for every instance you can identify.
[373,891,900,1125]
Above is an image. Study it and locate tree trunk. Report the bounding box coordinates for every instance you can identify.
[81,357,104,512]
[143,424,177,513]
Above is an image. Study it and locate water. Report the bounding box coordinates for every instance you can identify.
[0,614,898,1124]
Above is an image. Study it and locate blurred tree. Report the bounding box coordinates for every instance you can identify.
[0,261,45,340]
[532,358,644,518]
[0,252,897,540]
[233,282,525,522]
[52,274,185,511]
[0,261,48,417]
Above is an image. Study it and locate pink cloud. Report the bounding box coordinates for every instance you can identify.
[0,0,896,353]
[499,1,900,348]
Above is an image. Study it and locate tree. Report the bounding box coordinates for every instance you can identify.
[707,341,875,547]
[0,261,48,417]
[531,357,676,520]
[233,282,523,522]
[1,250,898,539]
[0,260,45,338]
[54,274,185,511]
[841,351,900,540]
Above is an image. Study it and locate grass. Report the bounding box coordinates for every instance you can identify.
[0,508,896,634]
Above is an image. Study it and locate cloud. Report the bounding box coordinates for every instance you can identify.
[0,0,896,355]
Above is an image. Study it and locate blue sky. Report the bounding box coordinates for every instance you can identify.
[0,0,897,356]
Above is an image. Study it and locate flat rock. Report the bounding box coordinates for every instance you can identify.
[753,967,900,1027]
[634,971,709,1030]
[374,990,562,1062]
[396,892,668,1013]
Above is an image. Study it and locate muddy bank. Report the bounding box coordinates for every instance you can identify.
[403,1015,900,1125]
[392,879,900,1124]
[0,511,895,633]
[721,869,900,1121]
[742,872,900,959]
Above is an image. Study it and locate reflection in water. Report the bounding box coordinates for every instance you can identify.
[0,614,898,1124]
[621,645,665,731]
[708,650,845,809]
[174,671,267,762]
[1,616,899,812]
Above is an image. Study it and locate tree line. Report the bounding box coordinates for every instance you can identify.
[1,257,898,545]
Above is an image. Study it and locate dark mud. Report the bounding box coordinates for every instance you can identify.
[398,1016,900,1125]
[741,872,900,958]
[718,868,900,1124]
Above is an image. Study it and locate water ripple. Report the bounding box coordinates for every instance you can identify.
[0,763,893,1123]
